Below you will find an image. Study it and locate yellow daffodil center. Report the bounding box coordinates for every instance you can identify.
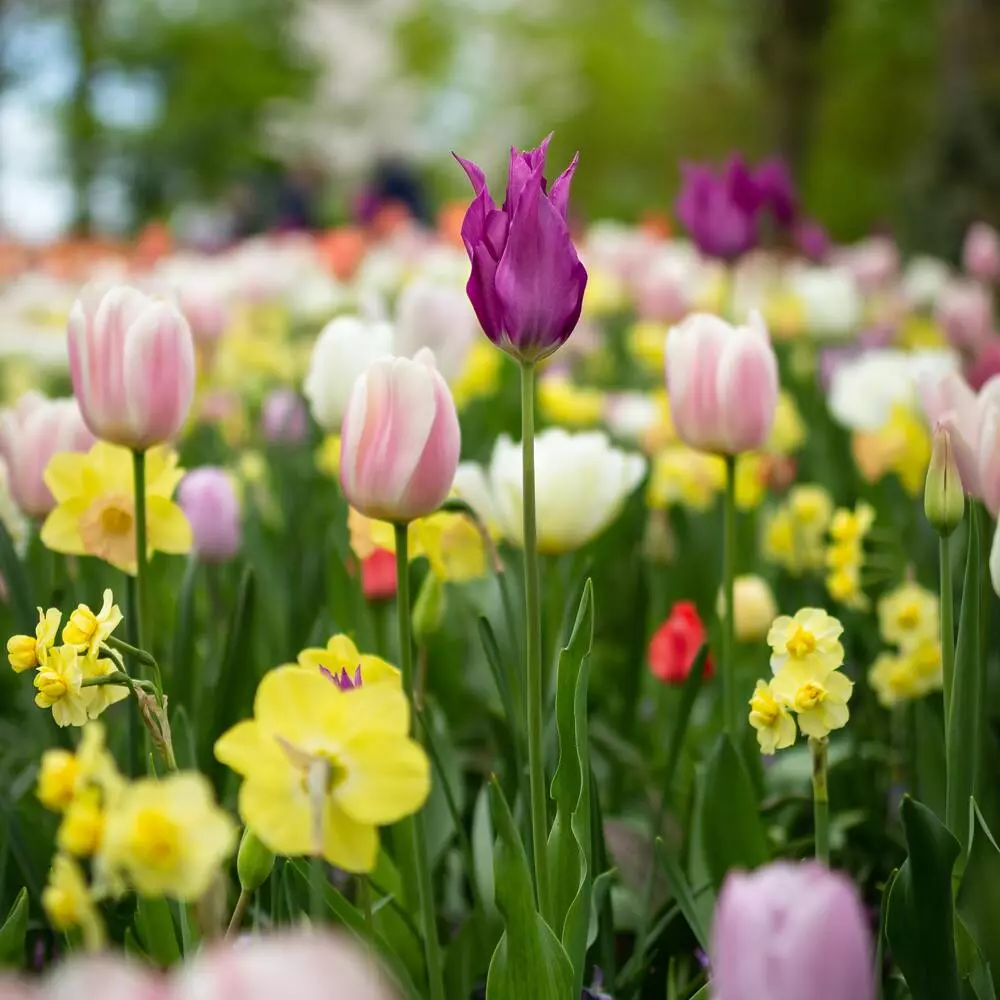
[794,681,826,712]
[897,603,921,630]
[130,808,183,873]
[42,885,79,930]
[786,625,817,659]
[38,751,80,812]
[79,493,137,568]
[749,689,780,726]
[58,797,105,857]
[64,608,98,645]
[35,670,68,704]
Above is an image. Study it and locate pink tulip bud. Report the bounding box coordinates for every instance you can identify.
[261,388,309,444]
[0,392,95,517]
[340,348,461,522]
[665,311,779,455]
[178,467,242,563]
[172,931,398,1000]
[712,862,875,1000]
[935,279,993,354]
[44,956,168,1000]
[68,283,196,450]
[963,222,1000,284]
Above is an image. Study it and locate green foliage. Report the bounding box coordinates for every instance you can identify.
[0,889,28,969]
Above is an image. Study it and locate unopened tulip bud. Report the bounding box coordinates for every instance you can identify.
[925,426,965,535]
[178,467,242,563]
[717,574,778,642]
[237,828,276,893]
[412,572,446,646]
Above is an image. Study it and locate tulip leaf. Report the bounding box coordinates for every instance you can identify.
[958,801,1000,980]
[968,961,997,1000]
[472,785,497,916]
[445,907,502,1000]
[0,520,34,634]
[547,579,594,997]
[171,554,199,714]
[654,838,709,953]
[486,778,574,1000]
[124,927,149,961]
[0,888,28,968]
[134,895,182,967]
[947,503,985,850]
[886,797,962,1000]
[699,733,768,887]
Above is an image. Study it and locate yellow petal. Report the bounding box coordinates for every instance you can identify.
[325,634,361,665]
[253,667,345,747]
[214,720,291,783]
[240,777,312,858]
[338,734,430,825]
[43,453,90,502]
[357,655,402,688]
[40,503,88,555]
[146,497,193,554]
[145,447,185,498]
[322,801,378,873]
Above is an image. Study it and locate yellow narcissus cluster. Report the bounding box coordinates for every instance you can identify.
[868,580,943,707]
[748,608,854,755]
[763,484,834,575]
[38,723,235,950]
[825,502,876,610]
[6,591,129,727]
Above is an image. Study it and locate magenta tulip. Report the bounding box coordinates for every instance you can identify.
[455,135,588,362]
[178,467,242,563]
[68,284,196,450]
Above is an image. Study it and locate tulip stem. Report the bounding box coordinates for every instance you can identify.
[520,361,551,920]
[393,522,446,1000]
[811,737,830,864]
[721,454,738,741]
[131,449,150,662]
[940,535,955,735]
[225,889,251,939]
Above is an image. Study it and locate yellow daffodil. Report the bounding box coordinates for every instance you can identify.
[452,340,502,409]
[582,269,626,318]
[80,654,130,719]
[735,453,768,511]
[7,607,61,673]
[763,485,834,575]
[867,643,942,708]
[34,645,90,727]
[908,638,944,692]
[316,435,342,479]
[42,854,105,951]
[767,391,807,455]
[214,667,429,873]
[57,788,104,858]
[763,290,806,340]
[627,320,669,373]
[829,502,875,546]
[40,443,192,575]
[748,679,797,754]
[788,484,835,534]
[826,564,869,611]
[539,377,606,427]
[62,589,123,657]
[76,722,125,802]
[99,772,236,901]
[293,634,401,690]
[767,608,845,681]
[647,447,726,512]
[37,749,80,812]
[877,581,939,650]
[771,666,853,740]
[640,391,677,454]
[852,405,931,497]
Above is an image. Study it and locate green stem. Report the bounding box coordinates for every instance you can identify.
[132,449,150,660]
[940,535,955,734]
[393,523,446,1000]
[225,890,251,939]
[721,454,737,741]
[811,737,830,865]
[105,635,163,695]
[310,854,325,925]
[520,361,550,919]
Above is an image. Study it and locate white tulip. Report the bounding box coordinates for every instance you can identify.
[902,256,951,310]
[303,314,395,432]
[456,429,646,554]
[394,277,478,382]
[787,265,862,340]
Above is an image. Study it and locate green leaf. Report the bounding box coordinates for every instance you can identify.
[948,505,985,850]
[0,520,34,633]
[472,785,497,916]
[478,616,521,753]
[171,554,199,714]
[914,697,946,822]
[0,888,28,968]
[485,779,574,1000]
[586,869,615,952]
[445,908,502,1000]
[547,579,595,997]
[663,644,710,794]
[124,926,149,960]
[887,797,962,1000]
[134,896,182,967]
[958,801,1000,978]
[968,961,997,1000]
[698,734,768,887]
[655,838,709,952]
[876,870,899,1000]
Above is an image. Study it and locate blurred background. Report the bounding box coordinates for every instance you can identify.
[0,0,996,255]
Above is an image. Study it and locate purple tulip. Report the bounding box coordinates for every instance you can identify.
[712,862,875,1000]
[178,466,242,564]
[753,157,797,227]
[675,158,758,261]
[795,218,831,263]
[454,135,588,362]
[261,387,309,444]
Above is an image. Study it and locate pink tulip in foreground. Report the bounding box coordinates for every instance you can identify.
[340,349,461,522]
[665,311,779,455]
[712,862,874,1000]
[0,392,94,517]
[68,284,196,450]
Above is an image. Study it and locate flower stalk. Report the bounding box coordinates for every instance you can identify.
[721,454,738,740]
[132,449,150,655]
[811,737,830,864]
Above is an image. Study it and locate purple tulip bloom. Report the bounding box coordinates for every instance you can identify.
[675,158,758,261]
[178,466,242,564]
[796,218,831,263]
[454,135,588,363]
[753,157,798,227]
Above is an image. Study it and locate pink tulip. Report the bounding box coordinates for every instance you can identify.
[340,348,461,522]
[964,222,1000,284]
[68,283,196,450]
[0,392,95,517]
[261,388,308,444]
[172,931,398,1000]
[935,279,993,354]
[712,861,874,1000]
[178,467,242,563]
[920,371,1000,498]
[966,336,1000,392]
[665,311,778,455]
[43,956,167,1000]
